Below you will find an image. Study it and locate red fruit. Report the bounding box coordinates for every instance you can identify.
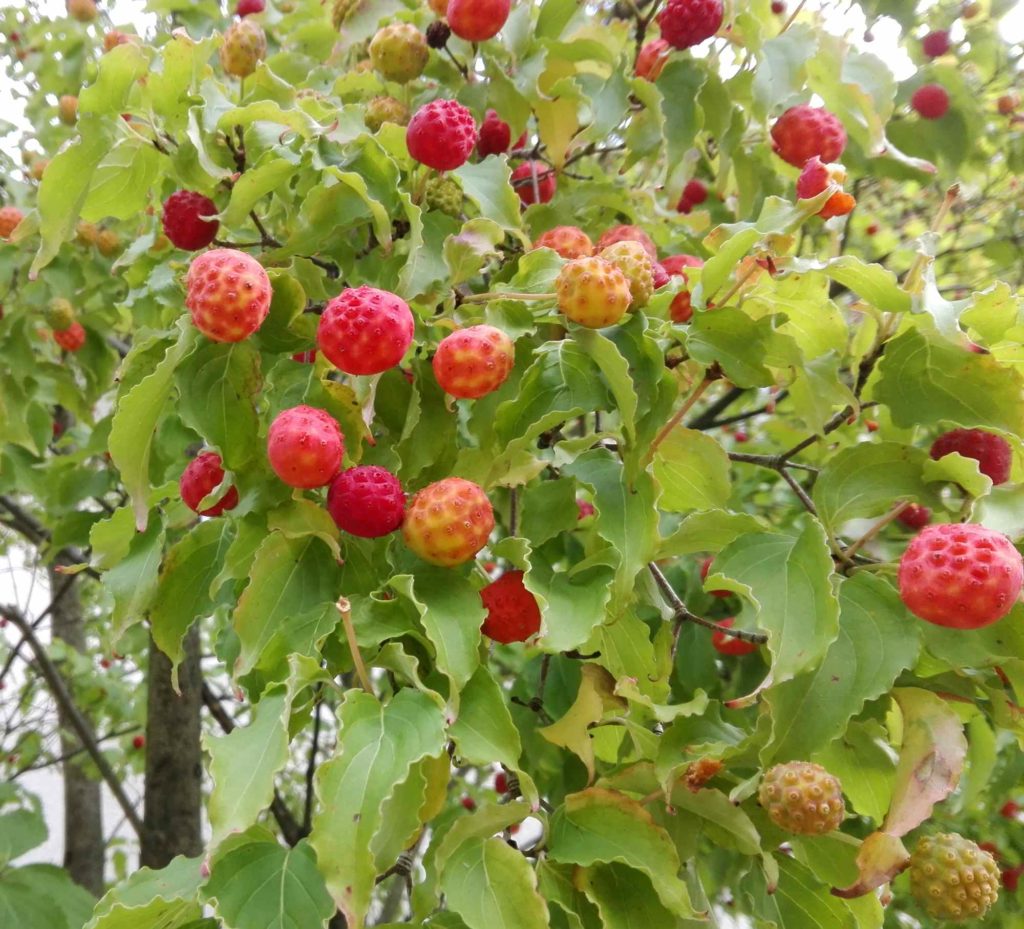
[406,99,478,171]
[1001,800,1020,818]
[477,109,512,157]
[1002,864,1023,892]
[267,405,344,489]
[652,263,670,289]
[180,452,239,517]
[54,321,86,352]
[447,0,511,41]
[978,842,1001,860]
[635,38,671,81]
[911,83,950,119]
[930,428,1011,484]
[511,161,556,205]
[403,477,494,567]
[132,735,145,750]
[677,178,709,214]
[317,286,414,376]
[922,30,950,58]
[662,254,703,323]
[532,226,593,259]
[771,0,785,12]
[237,0,265,14]
[771,105,847,167]
[100,658,111,669]
[866,222,879,236]
[495,771,509,793]
[460,796,477,811]
[796,157,855,219]
[898,504,932,530]
[700,556,731,597]
[0,205,24,240]
[898,523,1023,629]
[185,248,272,342]
[576,499,595,520]
[865,420,879,432]
[656,0,723,49]
[433,325,514,399]
[480,570,542,643]
[327,466,405,538]
[595,225,656,259]
[711,618,759,656]
[292,349,317,363]
[162,191,220,251]
[734,430,749,443]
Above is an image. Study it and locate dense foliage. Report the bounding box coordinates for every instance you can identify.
[2,0,1024,927]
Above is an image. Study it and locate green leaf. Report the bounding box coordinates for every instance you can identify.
[221,158,297,228]
[444,219,504,286]
[79,42,150,115]
[0,808,46,864]
[652,427,732,513]
[576,863,678,929]
[2,864,96,929]
[203,837,334,929]
[547,788,694,918]
[309,689,446,929]
[658,510,767,558]
[744,854,857,929]
[686,308,801,388]
[455,158,526,239]
[0,883,67,929]
[81,140,162,223]
[86,856,205,929]
[107,518,165,641]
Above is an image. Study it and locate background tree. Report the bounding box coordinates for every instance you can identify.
[1,0,1024,928]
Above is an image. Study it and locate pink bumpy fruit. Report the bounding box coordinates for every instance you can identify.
[327,465,405,538]
[0,206,24,240]
[402,477,494,567]
[662,254,704,323]
[657,0,723,49]
[511,161,556,205]
[162,191,220,251]
[447,0,511,41]
[480,570,542,643]
[771,105,847,167]
[922,30,950,58]
[911,83,950,119]
[54,321,86,352]
[267,405,344,489]
[795,157,856,218]
[595,224,657,259]
[317,286,415,376]
[898,523,1023,629]
[180,452,239,516]
[185,248,271,342]
[406,99,478,171]
[433,325,515,399]
[532,226,594,259]
[477,109,512,156]
[930,427,1012,484]
[897,503,932,530]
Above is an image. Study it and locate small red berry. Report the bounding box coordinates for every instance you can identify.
[317,286,414,376]
[921,30,950,58]
[532,226,593,259]
[898,523,1023,629]
[656,0,723,50]
[185,248,271,342]
[595,224,656,259]
[267,405,344,489]
[770,0,785,13]
[54,321,86,352]
[480,570,542,643]
[406,99,478,171]
[700,556,731,598]
[651,262,670,289]
[433,325,514,399]
[477,109,512,157]
[510,161,556,205]
[403,477,494,567]
[711,618,759,656]
[576,499,595,521]
[237,0,265,14]
[635,38,671,81]
[495,771,509,793]
[447,0,511,42]
[911,83,950,119]
[663,254,704,323]
[795,156,856,218]
[897,503,932,530]
[771,105,847,167]
[460,795,477,811]
[866,222,879,236]
[677,178,708,214]
[292,349,317,363]
[162,191,220,251]
[734,430,749,443]
[865,420,879,432]
[930,428,1011,484]
[180,452,239,517]
[1002,864,1023,893]
[1001,800,1020,818]
[327,466,405,538]
[132,735,146,750]
[0,205,25,240]
[100,658,112,669]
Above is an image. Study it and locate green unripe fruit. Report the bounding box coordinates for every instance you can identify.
[599,240,654,308]
[369,23,429,84]
[364,96,410,132]
[331,0,366,30]
[46,298,76,331]
[909,833,999,922]
[424,176,463,217]
[220,19,267,79]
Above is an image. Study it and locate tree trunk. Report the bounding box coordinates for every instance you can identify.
[47,565,105,896]
[140,626,203,868]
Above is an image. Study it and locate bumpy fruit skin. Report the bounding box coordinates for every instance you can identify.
[0,206,24,240]
[758,761,845,835]
[67,0,97,22]
[447,0,511,42]
[532,226,593,259]
[317,286,414,375]
[237,0,265,15]
[922,29,950,58]
[402,477,494,567]
[369,23,429,83]
[898,523,1023,628]
[651,262,670,289]
[556,257,632,328]
[162,191,220,251]
[53,321,86,352]
[267,405,344,489]
[97,229,121,257]
[511,161,556,205]
[327,466,405,538]
[46,298,76,331]
[898,503,932,530]
[406,99,478,171]
[662,254,704,323]
[771,105,847,167]
[433,325,514,399]
[424,175,463,216]
[656,0,722,49]
[911,83,950,119]
[677,178,708,213]
[595,224,657,259]
[930,427,1011,484]
[76,221,100,245]
[909,834,999,922]
[600,241,654,308]
[635,38,671,80]
[998,93,1020,115]
[331,0,365,29]
[220,19,267,78]
[365,95,409,131]
[480,570,542,643]
[180,452,239,517]
[185,248,272,342]
[58,94,78,124]
[711,618,758,656]
[795,157,856,218]
[477,109,512,156]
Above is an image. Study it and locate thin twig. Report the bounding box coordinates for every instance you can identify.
[338,598,373,694]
